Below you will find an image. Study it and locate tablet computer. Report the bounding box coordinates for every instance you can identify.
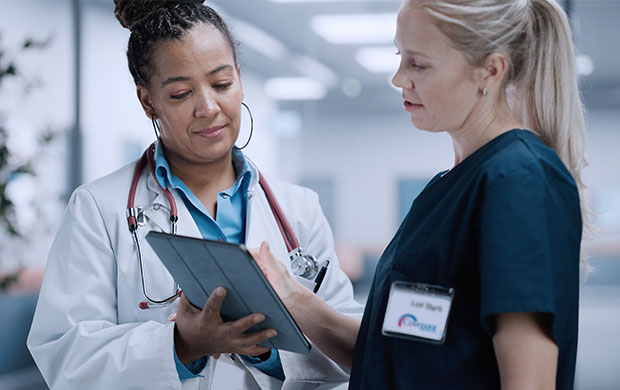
[145,231,311,355]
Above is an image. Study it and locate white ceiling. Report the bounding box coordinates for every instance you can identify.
[216,0,620,114]
[93,0,620,114]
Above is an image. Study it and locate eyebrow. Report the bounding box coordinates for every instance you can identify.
[208,64,234,76]
[161,76,190,87]
[161,65,235,87]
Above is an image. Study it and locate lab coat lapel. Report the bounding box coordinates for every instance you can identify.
[173,189,201,238]
[245,185,289,267]
[142,172,201,238]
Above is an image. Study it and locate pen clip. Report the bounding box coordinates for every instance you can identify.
[313,260,330,294]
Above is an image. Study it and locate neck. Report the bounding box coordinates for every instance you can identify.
[164,147,237,214]
[448,99,523,167]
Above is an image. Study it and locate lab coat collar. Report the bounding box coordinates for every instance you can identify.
[141,167,201,239]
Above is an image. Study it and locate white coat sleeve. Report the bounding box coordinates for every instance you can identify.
[27,187,183,389]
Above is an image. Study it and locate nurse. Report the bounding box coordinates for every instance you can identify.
[252,0,586,388]
[27,1,362,389]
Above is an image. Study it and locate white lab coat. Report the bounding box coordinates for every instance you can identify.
[27,157,363,390]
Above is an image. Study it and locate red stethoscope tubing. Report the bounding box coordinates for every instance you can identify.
[127,144,178,233]
[126,143,299,257]
[126,143,303,309]
[258,171,299,252]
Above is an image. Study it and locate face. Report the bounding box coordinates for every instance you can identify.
[138,23,243,166]
[392,2,481,133]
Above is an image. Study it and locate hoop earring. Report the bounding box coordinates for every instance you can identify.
[151,115,161,139]
[482,87,488,97]
[238,102,254,150]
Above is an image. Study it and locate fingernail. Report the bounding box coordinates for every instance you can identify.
[255,314,265,322]
[168,312,177,322]
[267,330,277,337]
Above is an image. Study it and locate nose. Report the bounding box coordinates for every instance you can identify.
[391,63,414,90]
[194,89,221,118]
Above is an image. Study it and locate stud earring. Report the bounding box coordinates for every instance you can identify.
[482,87,488,97]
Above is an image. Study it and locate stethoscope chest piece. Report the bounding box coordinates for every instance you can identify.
[289,247,319,279]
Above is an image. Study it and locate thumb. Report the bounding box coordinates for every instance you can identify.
[252,241,273,276]
[259,241,272,257]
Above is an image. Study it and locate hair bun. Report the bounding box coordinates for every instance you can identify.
[114,0,206,31]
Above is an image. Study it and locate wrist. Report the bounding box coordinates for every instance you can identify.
[174,323,200,365]
[289,282,312,311]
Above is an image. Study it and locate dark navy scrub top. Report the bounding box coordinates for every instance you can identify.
[349,129,581,389]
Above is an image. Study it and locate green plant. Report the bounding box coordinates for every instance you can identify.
[0,36,53,291]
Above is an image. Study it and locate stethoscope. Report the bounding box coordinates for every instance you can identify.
[126,143,321,309]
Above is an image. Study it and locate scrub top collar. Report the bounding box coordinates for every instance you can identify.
[437,128,530,183]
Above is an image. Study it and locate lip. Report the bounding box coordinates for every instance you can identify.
[403,100,424,112]
[194,125,226,139]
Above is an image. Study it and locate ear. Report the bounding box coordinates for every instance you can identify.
[236,64,245,101]
[479,52,509,92]
[137,85,157,119]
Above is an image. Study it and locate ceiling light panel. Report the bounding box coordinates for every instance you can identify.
[265,77,327,100]
[272,0,393,2]
[356,46,399,73]
[311,13,397,44]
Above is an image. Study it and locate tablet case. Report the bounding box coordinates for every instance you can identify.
[145,231,311,354]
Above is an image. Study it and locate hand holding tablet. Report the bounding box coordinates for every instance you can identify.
[146,231,311,355]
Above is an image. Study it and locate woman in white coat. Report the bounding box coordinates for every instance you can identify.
[27,1,362,389]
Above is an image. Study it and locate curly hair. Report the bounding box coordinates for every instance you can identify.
[113,0,238,88]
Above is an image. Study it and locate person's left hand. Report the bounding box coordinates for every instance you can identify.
[249,241,309,311]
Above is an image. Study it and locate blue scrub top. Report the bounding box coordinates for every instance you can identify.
[349,129,581,389]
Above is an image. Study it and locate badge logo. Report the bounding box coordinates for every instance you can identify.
[397,313,437,333]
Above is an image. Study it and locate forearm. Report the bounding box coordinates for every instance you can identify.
[288,286,360,370]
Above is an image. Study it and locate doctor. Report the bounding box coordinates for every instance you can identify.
[27,1,362,389]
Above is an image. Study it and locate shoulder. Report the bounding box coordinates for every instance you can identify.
[69,160,139,209]
[480,129,577,192]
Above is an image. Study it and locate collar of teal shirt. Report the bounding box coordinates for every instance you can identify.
[152,141,257,243]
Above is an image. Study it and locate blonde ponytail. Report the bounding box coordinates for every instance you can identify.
[523,0,588,203]
[414,0,589,268]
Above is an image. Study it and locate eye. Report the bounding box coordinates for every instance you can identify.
[170,91,191,100]
[214,81,233,90]
[411,63,427,71]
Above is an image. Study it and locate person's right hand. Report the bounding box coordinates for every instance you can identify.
[173,287,277,365]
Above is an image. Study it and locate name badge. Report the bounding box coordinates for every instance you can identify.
[382,281,454,344]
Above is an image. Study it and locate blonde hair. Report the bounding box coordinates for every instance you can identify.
[411,0,589,267]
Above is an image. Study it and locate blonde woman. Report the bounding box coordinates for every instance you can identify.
[252,0,587,388]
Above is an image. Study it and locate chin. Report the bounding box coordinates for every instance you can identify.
[410,117,445,134]
[409,116,428,131]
